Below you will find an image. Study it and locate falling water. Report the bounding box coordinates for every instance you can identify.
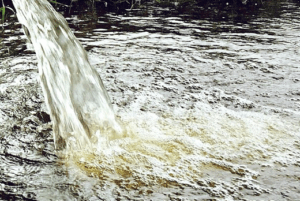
[12,0,122,150]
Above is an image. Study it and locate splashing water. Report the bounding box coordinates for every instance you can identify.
[3,1,300,200]
[12,0,122,150]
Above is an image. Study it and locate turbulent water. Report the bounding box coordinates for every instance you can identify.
[0,1,300,200]
[12,0,122,150]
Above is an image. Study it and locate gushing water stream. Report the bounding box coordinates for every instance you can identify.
[12,0,122,150]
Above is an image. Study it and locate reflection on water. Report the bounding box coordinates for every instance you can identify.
[1,1,300,200]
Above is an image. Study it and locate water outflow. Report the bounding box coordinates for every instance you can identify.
[12,0,122,149]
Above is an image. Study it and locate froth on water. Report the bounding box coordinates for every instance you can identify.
[7,0,300,199]
[12,0,122,150]
[62,91,300,200]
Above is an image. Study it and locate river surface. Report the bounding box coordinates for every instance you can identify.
[0,1,300,200]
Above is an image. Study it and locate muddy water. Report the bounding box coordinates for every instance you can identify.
[1,1,300,200]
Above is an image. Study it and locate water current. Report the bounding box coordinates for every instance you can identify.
[0,0,300,200]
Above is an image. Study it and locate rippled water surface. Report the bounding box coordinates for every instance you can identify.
[1,1,300,200]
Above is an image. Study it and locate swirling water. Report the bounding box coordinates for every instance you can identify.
[0,1,300,200]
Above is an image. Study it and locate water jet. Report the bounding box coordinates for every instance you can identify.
[12,0,122,150]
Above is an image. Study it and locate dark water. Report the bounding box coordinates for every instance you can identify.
[0,1,300,200]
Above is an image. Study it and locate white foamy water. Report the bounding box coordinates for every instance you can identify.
[64,90,299,200]
[1,1,300,200]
